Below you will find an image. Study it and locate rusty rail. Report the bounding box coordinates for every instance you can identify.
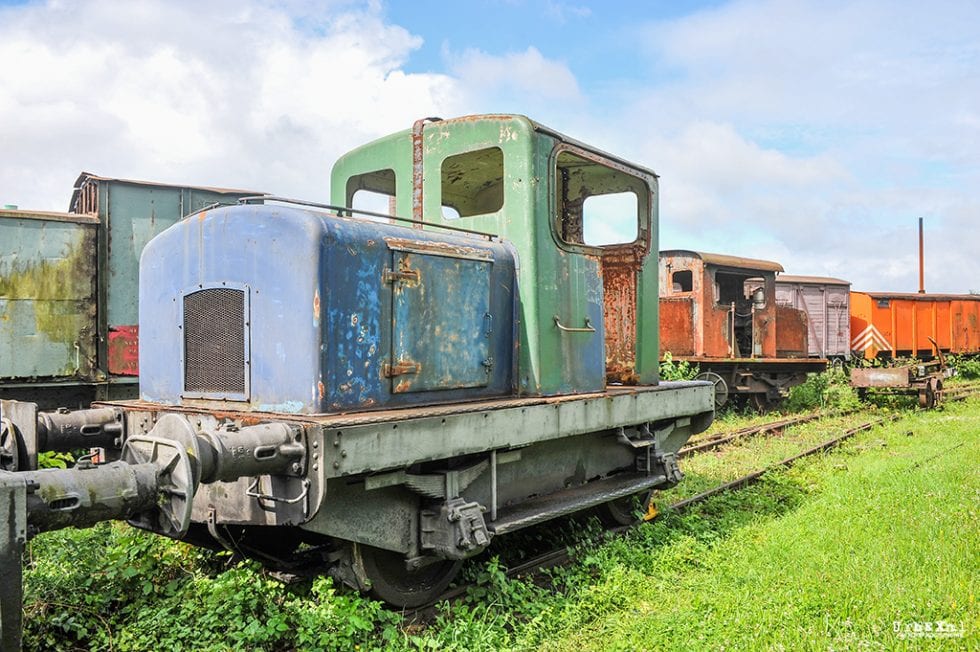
[678,412,826,458]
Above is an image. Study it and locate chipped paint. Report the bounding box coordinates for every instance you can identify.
[257,400,305,413]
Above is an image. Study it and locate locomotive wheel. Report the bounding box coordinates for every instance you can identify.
[749,393,771,413]
[695,371,729,408]
[0,418,28,472]
[918,377,943,409]
[597,491,649,527]
[359,544,462,608]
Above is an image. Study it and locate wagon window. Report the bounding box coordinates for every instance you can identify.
[346,168,397,222]
[555,149,646,249]
[672,270,693,293]
[441,147,504,219]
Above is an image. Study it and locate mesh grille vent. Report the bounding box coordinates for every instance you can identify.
[183,288,246,395]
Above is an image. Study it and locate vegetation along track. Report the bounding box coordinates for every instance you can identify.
[406,383,980,616]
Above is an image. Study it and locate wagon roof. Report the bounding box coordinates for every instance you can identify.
[69,172,267,212]
[776,274,851,286]
[854,291,980,301]
[659,250,784,273]
[0,207,99,224]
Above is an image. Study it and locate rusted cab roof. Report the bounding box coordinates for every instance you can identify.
[777,274,851,286]
[660,249,784,273]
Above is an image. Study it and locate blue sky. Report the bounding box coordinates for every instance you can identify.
[1,0,978,292]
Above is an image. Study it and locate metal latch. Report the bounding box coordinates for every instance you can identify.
[383,360,420,377]
[383,268,420,284]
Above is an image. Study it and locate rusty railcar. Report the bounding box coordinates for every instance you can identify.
[848,291,980,408]
[659,250,827,408]
[850,291,980,360]
[775,275,851,360]
[0,174,264,409]
[0,116,713,641]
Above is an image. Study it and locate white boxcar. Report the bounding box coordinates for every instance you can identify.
[775,275,851,359]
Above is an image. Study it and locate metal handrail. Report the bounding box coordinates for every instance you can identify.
[236,195,498,240]
[554,315,596,333]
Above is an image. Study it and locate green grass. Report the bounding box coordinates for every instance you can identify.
[540,401,979,651]
[20,399,979,650]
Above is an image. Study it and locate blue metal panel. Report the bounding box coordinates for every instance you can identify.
[390,250,492,392]
[139,204,517,414]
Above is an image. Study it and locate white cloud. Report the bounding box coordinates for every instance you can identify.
[444,45,582,106]
[610,0,980,294]
[0,0,462,209]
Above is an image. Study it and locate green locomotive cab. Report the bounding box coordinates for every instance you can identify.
[331,115,661,394]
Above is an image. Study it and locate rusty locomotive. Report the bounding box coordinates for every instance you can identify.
[0,114,714,646]
[657,248,980,409]
[658,250,828,408]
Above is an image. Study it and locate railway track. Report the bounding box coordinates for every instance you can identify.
[407,386,980,615]
[678,411,827,458]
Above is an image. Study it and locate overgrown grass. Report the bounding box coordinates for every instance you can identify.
[784,368,862,413]
[22,400,979,650]
[545,401,979,651]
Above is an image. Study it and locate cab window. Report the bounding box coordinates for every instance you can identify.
[555,149,646,249]
[441,147,504,219]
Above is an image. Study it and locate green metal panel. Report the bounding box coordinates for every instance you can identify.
[103,182,256,329]
[314,381,713,479]
[330,132,415,218]
[0,213,97,379]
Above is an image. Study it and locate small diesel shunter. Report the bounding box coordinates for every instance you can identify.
[0,115,712,647]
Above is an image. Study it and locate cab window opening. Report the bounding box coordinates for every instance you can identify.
[555,150,644,249]
[441,147,504,219]
[346,169,397,223]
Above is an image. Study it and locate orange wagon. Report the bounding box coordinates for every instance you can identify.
[850,292,980,360]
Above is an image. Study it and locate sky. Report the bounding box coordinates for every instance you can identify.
[1,0,978,293]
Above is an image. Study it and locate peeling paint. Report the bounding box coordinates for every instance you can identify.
[0,219,96,378]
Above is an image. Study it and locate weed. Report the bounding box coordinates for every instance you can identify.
[659,351,700,381]
[785,369,861,412]
[949,354,980,379]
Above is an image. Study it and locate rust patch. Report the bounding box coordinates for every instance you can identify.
[602,256,639,383]
[318,380,325,400]
[108,325,139,375]
[384,237,493,261]
[313,289,320,320]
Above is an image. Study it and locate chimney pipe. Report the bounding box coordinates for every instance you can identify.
[918,217,925,294]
